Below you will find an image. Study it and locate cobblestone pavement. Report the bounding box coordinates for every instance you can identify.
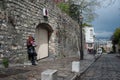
[80,54,120,80]
[0,53,95,80]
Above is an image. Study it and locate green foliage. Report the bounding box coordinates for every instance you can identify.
[101,47,106,53]
[2,57,9,68]
[57,2,70,15]
[82,23,92,27]
[69,3,79,21]
[57,0,101,23]
[112,27,120,45]
[57,2,80,22]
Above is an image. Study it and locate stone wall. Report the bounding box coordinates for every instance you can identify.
[0,0,80,63]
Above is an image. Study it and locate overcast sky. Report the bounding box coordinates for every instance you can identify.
[92,0,120,39]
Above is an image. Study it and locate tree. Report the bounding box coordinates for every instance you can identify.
[98,0,117,8]
[112,27,120,45]
[57,0,101,23]
[69,3,79,21]
[111,27,120,52]
[70,0,101,23]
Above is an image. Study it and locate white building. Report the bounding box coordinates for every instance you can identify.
[106,40,113,52]
[84,27,95,50]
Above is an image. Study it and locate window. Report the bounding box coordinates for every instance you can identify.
[90,29,93,37]
[88,43,92,47]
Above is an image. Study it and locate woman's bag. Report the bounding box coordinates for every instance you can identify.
[28,47,34,54]
[28,46,37,56]
[33,52,37,56]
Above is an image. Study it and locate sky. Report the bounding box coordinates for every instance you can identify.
[92,0,120,40]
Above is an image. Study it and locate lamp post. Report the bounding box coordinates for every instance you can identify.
[79,14,84,60]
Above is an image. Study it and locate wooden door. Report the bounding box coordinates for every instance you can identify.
[35,27,48,59]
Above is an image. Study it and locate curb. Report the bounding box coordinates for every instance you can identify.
[70,55,101,80]
[70,61,94,80]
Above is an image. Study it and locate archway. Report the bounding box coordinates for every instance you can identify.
[35,23,53,60]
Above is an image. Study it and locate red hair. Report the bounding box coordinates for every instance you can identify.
[27,35,34,46]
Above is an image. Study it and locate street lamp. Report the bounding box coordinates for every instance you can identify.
[79,14,84,60]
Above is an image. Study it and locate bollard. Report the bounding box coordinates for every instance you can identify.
[72,61,80,73]
[41,69,58,80]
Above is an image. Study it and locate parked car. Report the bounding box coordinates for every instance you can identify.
[97,48,102,54]
[108,51,114,54]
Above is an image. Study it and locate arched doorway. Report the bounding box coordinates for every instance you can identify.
[35,23,53,60]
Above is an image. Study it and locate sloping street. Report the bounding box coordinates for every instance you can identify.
[80,54,120,80]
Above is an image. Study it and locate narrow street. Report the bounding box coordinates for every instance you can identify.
[80,54,120,80]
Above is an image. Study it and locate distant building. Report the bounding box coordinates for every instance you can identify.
[84,27,95,52]
[95,40,113,53]
[106,41,113,52]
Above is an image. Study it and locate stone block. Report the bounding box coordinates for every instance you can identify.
[41,69,57,80]
[72,61,80,73]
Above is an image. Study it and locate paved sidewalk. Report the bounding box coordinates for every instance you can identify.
[0,53,95,80]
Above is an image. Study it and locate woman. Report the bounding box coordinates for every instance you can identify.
[27,35,37,65]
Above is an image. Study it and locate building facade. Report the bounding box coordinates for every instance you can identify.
[84,27,95,53]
